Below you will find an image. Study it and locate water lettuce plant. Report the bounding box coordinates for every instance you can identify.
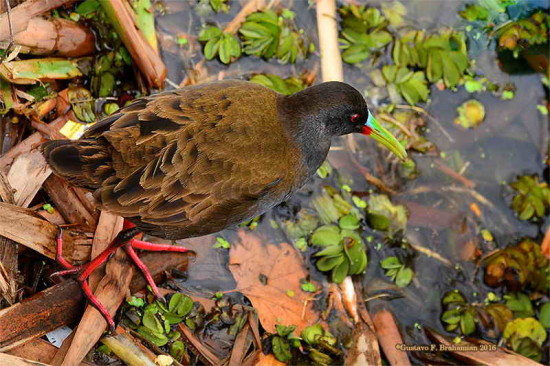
[198,26,241,64]
[239,9,311,63]
[338,5,392,64]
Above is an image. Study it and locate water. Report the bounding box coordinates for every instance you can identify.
[154,0,549,360]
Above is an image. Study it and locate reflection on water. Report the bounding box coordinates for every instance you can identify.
[157,0,548,353]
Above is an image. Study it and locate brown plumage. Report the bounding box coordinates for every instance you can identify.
[42,80,387,239]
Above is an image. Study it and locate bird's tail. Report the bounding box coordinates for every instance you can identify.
[41,139,114,190]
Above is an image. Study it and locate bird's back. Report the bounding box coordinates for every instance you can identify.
[42,80,303,239]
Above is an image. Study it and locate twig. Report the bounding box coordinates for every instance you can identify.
[434,160,475,189]
[396,104,455,143]
[178,323,221,366]
[224,0,266,34]
[408,242,452,266]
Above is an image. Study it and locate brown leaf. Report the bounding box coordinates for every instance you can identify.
[229,231,319,334]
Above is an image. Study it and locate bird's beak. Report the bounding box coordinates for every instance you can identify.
[361,112,407,160]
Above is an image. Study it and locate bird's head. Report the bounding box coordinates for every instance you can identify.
[281,81,407,160]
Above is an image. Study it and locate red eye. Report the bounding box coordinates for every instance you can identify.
[350,114,361,123]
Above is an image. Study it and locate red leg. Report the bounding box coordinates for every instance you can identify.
[52,223,190,332]
[56,229,76,270]
[124,243,164,299]
[131,238,190,253]
[81,280,115,332]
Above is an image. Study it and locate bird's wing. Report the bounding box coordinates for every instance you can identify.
[92,80,300,230]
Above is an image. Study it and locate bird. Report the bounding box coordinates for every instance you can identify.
[41,79,406,330]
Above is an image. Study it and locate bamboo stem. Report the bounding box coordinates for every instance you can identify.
[315,0,343,82]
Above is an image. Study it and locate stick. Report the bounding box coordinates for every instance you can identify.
[372,309,411,366]
[100,0,166,88]
[88,212,124,290]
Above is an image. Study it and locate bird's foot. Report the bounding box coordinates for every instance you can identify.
[52,223,190,332]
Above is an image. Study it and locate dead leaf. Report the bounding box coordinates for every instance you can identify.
[254,353,285,366]
[229,231,319,334]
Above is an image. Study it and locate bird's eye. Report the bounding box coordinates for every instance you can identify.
[350,114,361,123]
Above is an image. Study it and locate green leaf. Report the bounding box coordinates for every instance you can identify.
[441,308,463,325]
[395,267,414,287]
[275,324,296,337]
[272,336,292,362]
[204,39,220,60]
[300,281,317,293]
[168,293,194,317]
[338,214,360,230]
[137,325,168,346]
[127,296,145,307]
[381,256,402,269]
[170,340,186,360]
[503,317,547,347]
[460,311,476,335]
[504,293,535,318]
[198,26,223,41]
[76,0,100,15]
[310,225,341,247]
[142,312,164,334]
[316,255,344,272]
[539,303,550,328]
[331,258,350,283]
[301,324,323,345]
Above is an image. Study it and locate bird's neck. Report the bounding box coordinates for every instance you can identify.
[277,93,332,178]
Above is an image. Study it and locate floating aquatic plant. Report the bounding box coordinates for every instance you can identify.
[503,317,547,362]
[311,225,368,283]
[366,194,407,234]
[239,9,311,64]
[509,175,550,221]
[454,99,486,128]
[249,74,307,95]
[198,26,241,64]
[497,11,549,57]
[393,29,470,88]
[375,65,429,105]
[338,5,392,64]
[380,256,414,287]
[484,238,549,292]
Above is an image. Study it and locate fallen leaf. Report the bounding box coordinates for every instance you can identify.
[229,231,320,334]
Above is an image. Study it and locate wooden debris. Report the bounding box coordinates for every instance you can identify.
[434,160,476,189]
[178,322,222,365]
[344,322,382,366]
[0,114,70,172]
[0,0,77,41]
[425,328,543,366]
[224,0,266,34]
[4,17,95,57]
[101,327,156,366]
[100,0,166,88]
[43,175,98,231]
[0,353,49,366]
[0,280,83,352]
[7,150,51,208]
[7,338,58,364]
[0,202,89,261]
[88,212,123,290]
[372,309,411,366]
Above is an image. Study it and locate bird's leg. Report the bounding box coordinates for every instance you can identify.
[52,221,190,332]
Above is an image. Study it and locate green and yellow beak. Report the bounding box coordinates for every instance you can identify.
[361,111,407,160]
